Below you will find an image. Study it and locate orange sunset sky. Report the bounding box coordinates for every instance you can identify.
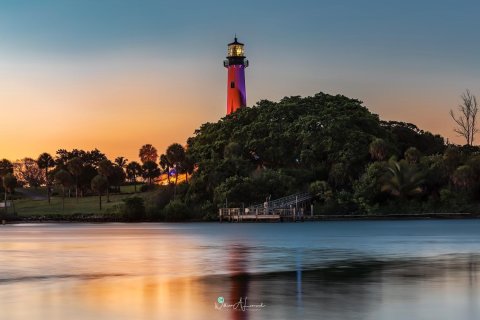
[1,1,478,162]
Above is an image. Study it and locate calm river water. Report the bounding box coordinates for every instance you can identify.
[0,220,479,320]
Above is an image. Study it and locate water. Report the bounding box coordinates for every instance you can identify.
[0,220,479,320]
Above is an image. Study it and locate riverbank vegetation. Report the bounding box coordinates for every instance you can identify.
[2,91,480,221]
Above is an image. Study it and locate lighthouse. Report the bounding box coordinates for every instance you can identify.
[224,37,249,115]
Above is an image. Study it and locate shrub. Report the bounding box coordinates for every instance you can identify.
[140,184,156,192]
[123,196,146,221]
[144,186,174,220]
[163,200,190,222]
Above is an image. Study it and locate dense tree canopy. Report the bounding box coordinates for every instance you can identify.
[184,92,456,215]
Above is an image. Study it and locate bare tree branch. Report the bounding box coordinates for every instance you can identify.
[450,89,479,146]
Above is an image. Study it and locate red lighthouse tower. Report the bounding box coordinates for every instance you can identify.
[224,37,249,115]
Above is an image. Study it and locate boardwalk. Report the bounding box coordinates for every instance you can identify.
[219,192,314,222]
[219,207,310,222]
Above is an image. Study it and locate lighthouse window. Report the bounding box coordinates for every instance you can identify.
[230,81,235,88]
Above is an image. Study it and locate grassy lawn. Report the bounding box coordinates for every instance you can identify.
[12,185,147,217]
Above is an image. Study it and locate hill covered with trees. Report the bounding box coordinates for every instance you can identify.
[183,92,480,217]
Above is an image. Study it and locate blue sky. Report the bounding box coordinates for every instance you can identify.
[0,0,479,159]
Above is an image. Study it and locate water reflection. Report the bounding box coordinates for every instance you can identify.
[228,245,250,320]
[0,223,479,320]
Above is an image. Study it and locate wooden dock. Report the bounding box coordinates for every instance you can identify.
[219,192,314,222]
[219,208,307,222]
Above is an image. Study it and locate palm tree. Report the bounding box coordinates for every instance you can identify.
[0,159,13,176]
[159,154,172,184]
[141,161,160,185]
[37,153,55,204]
[181,155,195,183]
[67,157,83,202]
[126,161,142,193]
[98,159,114,202]
[381,158,424,199]
[54,169,73,212]
[3,173,17,215]
[139,144,158,164]
[91,175,108,210]
[115,157,128,169]
[166,143,186,198]
[369,138,388,161]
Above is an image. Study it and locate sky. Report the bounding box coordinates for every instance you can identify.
[0,0,479,161]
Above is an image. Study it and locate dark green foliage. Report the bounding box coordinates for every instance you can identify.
[165,143,186,197]
[187,93,388,211]
[145,186,174,214]
[126,161,142,192]
[140,184,156,192]
[380,158,425,199]
[163,199,190,222]
[109,165,126,191]
[91,174,108,210]
[0,159,13,176]
[122,197,146,221]
[54,169,73,211]
[183,92,477,216]
[381,121,445,156]
[141,161,161,185]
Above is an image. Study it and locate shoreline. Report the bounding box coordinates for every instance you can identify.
[3,212,479,224]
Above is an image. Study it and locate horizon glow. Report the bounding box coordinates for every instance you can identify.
[0,0,479,161]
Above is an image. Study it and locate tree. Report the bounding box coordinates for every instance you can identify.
[139,144,158,164]
[54,169,73,212]
[309,180,333,203]
[3,173,17,215]
[404,147,421,164]
[110,165,126,193]
[98,159,114,202]
[91,175,108,210]
[37,153,55,204]
[166,143,186,197]
[182,154,195,183]
[450,89,479,146]
[67,157,83,202]
[115,156,128,168]
[0,159,14,215]
[84,149,107,167]
[159,154,172,184]
[122,197,146,221]
[0,159,13,176]
[451,165,474,190]
[142,161,161,185]
[369,138,388,161]
[381,158,424,199]
[126,161,142,193]
[14,158,45,188]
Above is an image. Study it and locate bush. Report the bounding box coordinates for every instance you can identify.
[144,186,174,220]
[123,197,146,221]
[163,199,190,222]
[140,184,156,192]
